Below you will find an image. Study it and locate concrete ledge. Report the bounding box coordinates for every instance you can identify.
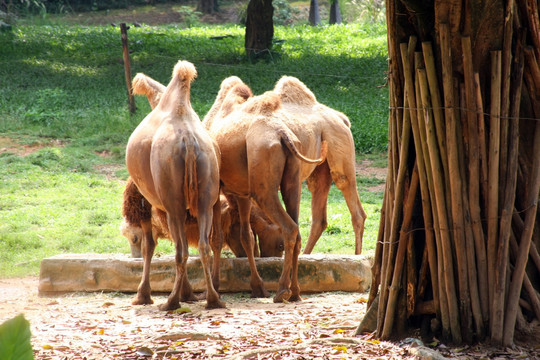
[38,254,372,295]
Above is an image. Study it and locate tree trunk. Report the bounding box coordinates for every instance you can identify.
[197,0,215,14]
[369,0,540,346]
[244,0,274,59]
[329,0,342,25]
[308,0,320,26]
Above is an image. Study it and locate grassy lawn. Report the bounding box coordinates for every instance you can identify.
[0,9,388,277]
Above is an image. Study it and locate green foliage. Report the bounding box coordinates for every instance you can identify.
[0,314,34,360]
[177,6,202,28]
[273,0,300,26]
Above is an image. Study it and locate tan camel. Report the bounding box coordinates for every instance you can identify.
[120,177,284,258]
[272,76,367,255]
[125,60,224,310]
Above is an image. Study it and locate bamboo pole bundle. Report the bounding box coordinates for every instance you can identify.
[371,0,540,346]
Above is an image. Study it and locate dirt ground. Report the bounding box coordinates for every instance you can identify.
[2,277,540,360]
[1,277,410,360]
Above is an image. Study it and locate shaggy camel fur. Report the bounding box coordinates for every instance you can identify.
[125,60,224,310]
[204,78,328,303]
[120,177,284,258]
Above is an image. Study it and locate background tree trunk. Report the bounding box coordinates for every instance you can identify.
[308,0,320,26]
[368,0,540,346]
[196,0,215,14]
[244,0,274,59]
[329,0,342,25]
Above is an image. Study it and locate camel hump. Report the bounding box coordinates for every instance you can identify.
[274,76,317,106]
[243,91,281,114]
[172,60,197,84]
[132,73,150,96]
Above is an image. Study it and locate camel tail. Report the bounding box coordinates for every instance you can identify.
[183,135,199,218]
[278,129,328,165]
[132,73,166,109]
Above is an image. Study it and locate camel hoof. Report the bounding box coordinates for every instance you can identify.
[132,295,153,305]
[180,293,198,303]
[250,287,271,299]
[273,289,292,303]
[159,301,181,311]
[288,294,303,302]
[205,299,226,310]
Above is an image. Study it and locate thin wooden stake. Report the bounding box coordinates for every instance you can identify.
[121,23,136,115]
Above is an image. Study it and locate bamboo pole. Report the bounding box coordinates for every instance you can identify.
[487,51,502,319]
[418,65,462,343]
[492,30,525,344]
[414,60,448,338]
[474,73,489,212]
[462,35,489,334]
[378,41,414,338]
[502,116,540,346]
[381,167,419,339]
[524,47,540,98]
[411,44,442,328]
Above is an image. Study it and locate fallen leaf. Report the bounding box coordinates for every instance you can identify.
[333,328,346,334]
[174,307,192,314]
[332,345,347,353]
[356,297,368,303]
[42,344,54,350]
[102,302,115,307]
[136,346,154,357]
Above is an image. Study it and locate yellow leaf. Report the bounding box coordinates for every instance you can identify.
[356,297,368,303]
[293,338,303,344]
[332,346,347,353]
[97,328,105,335]
[174,341,185,346]
[42,344,54,350]
[333,328,346,334]
[174,307,192,314]
[122,320,131,325]
[367,339,380,344]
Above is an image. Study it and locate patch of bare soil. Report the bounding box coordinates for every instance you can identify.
[0,277,414,359]
[0,137,64,157]
[356,159,387,192]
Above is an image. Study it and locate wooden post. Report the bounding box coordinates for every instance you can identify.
[121,23,136,115]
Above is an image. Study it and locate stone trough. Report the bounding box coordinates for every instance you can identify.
[38,254,372,295]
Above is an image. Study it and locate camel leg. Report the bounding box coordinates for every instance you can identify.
[236,196,270,298]
[198,199,226,309]
[278,158,303,302]
[304,162,332,254]
[209,200,223,292]
[132,219,156,305]
[159,211,191,311]
[330,167,367,255]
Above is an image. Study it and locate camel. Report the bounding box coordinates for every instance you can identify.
[120,177,284,258]
[272,76,367,255]
[125,60,224,310]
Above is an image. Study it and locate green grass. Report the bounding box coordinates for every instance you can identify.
[0,17,388,277]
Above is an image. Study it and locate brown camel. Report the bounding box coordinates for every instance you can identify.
[203,79,328,303]
[120,177,284,258]
[125,60,224,310]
